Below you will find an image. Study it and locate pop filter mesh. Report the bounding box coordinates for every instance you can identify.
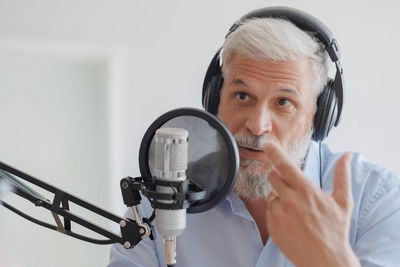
[140,108,238,214]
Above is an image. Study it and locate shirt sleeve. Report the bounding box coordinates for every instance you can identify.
[353,170,400,267]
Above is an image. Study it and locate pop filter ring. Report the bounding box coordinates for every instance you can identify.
[138,107,239,214]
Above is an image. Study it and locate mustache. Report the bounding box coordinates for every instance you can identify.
[234,133,268,151]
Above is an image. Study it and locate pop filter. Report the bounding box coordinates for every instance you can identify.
[139,108,239,214]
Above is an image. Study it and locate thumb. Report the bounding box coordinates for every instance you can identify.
[332,152,353,211]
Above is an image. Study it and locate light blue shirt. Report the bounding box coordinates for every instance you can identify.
[108,141,400,267]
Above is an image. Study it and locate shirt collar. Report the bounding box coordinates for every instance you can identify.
[225,191,253,221]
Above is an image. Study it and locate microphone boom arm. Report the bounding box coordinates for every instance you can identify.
[0,160,206,249]
[0,161,150,248]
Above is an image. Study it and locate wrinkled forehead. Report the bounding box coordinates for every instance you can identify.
[224,53,315,91]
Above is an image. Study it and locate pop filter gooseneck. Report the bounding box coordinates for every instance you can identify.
[138,108,239,213]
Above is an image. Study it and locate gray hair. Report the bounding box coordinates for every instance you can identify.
[221,18,330,100]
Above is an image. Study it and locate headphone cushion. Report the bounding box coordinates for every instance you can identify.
[206,74,224,115]
[313,79,336,141]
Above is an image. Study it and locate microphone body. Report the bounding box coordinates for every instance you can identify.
[154,128,188,266]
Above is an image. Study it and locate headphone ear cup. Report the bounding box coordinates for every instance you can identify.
[205,74,224,115]
[313,79,337,142]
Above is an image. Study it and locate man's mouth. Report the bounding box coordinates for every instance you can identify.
[238,146,264,160]
[244,147,262,152]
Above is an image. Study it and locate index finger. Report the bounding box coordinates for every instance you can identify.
[263,141,314,190]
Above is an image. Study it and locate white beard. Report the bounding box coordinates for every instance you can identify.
[233,129,313,200]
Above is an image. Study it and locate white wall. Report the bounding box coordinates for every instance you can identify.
[0,41,111,266]
[0,0,399,266]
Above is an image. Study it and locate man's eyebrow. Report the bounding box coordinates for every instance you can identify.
[279,88,299,96]
[232,79,299,96]
[232,79,248,87]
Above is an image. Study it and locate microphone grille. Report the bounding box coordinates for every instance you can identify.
[155,128,188,179]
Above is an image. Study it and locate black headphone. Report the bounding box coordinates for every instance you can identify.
[202,6,344,142]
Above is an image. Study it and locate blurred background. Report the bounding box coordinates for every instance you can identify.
[0,0,399,266]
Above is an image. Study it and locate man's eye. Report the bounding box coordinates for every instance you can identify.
[278,98,290,106]
[236,92,249,101]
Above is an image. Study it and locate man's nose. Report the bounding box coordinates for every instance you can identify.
[245,104,272,136]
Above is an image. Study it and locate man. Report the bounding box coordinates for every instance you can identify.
[109,7,400,267]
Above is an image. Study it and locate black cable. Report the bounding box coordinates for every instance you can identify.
[319,141,322,189]
[167,265,176,267]
[149,210,155,223]
[67,230,115,245]
[1,201,115,245]
[2,200,58,230]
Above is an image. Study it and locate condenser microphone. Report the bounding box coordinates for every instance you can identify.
[154,127,189,266]
[138,108,239,266]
